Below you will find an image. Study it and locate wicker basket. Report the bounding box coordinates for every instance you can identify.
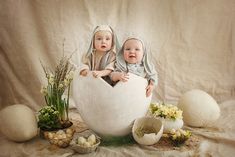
[70,135,100,154]
[43,127,75,148]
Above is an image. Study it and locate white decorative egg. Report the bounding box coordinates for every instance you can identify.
[0,104,38,142]
[178,89,220,127]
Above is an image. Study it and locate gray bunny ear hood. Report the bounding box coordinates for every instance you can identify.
[86,25,120,57]
[116,37,158,83]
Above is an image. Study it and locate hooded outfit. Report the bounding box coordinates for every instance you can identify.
[115,38,158,84]
[79,25,120,73]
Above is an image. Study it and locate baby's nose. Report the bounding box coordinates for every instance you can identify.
[130,49,135,53]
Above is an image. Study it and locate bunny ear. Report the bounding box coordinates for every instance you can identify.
[115,44,127,72]
[85,26,97,58]
[143,48,158,84]
[143,50,155,74]
[109,26,121,54]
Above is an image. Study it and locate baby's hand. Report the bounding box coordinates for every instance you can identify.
[119,73,129,82]
[92,70,112,78]
[80,69,89,76]
[92,71,104,78]
[114,72,129,82]
[146,84,154,97]
[110,72,129,82]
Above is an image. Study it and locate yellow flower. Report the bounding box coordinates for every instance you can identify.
[176,110,183,119]
[172,134,177,140]
[40,86,47,95]
[175,131,181,137]
[48,74,54,85]
[149,102,183,120]
[64,79,70,87]
[58,83,64,89]
[170,129,176,134]
[168,128,192,146]
[67,71,74,80]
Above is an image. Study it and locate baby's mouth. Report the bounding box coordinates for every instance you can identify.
[101,45,106,49]
[129,54,136,58]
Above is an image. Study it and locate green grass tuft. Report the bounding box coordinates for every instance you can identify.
[100,134,136,146]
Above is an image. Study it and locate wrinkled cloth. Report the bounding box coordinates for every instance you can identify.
[0,0,235,156]
[1,101,235,157]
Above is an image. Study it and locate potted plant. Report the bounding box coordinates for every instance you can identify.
[38,54,76,131]
[148,102,184,133]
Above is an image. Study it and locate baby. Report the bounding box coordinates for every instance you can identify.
[79,25,119,83]
[110,38,158,97]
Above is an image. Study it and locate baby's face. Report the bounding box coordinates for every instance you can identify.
[123,39,144,64]
[94,31,113,53]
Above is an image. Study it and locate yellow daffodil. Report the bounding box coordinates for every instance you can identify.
[58,83,64,89]
[40,86,48,95]
[149,102,183,120]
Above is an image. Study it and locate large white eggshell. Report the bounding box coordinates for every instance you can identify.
[178,89,220,127]
[0,104,38,142]
[73,73,151,137]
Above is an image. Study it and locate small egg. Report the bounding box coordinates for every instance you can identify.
[54,137,58,140]
[57,135,63,139]
[61,134,66,139]
[83,141,91,147]
[58,140,64,147]
[87,134,96,145]
[48,132,54,139]
[77,136,86,145]
[56,130,64,135]
[66,128,73,134]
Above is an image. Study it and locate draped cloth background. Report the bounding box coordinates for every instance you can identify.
[0,0,235,157]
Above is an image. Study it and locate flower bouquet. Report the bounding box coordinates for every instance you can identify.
[38,54,76,131]
[148,102,184,132]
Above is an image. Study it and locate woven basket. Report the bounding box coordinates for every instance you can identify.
[70,136,100,154]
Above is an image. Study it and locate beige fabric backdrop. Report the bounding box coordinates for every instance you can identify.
[0,0,235,110]
[1,0,235,157]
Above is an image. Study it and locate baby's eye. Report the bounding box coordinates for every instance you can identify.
[135,48,140,51]
[106,37,110,40]
[125,48,130,51]
[96,37,102,40]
